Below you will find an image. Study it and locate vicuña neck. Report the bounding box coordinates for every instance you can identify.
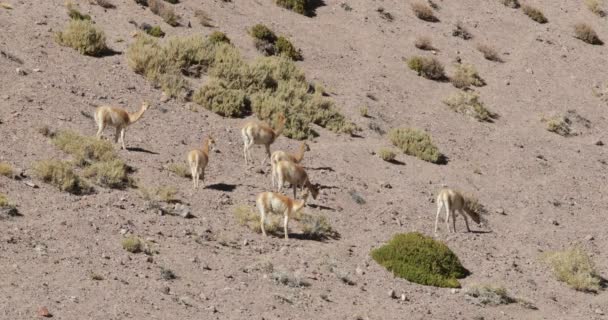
[128,105,147,124]
[294,142,306,162]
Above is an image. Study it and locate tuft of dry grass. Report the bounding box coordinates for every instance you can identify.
[148,0,179,26]
[275,0,309,16]
[443,91,496,122]
[0,162,14,178]
[522,5,547,23]
[167,163,190,178]
[544,116,571,136]
[411,2,438,22]
[377,148,397,162]
[299,213,338,240]
[83,159,132,189]
[0,3,13,9]
[55,19,107,56]
[91,0,115,9]
[585,0,606,16]
[121,236,153,254]
[500,0,520,8]
[574,23,603,45]
[194,9,213,27]
[234,204,280,235]
[389,128,444,164]
[476,44,502,62]
[414,36,434,50]
[452,21,472,40]
[33,160,92,195]
[543,247,601,292]
[450,64,485,89]
[407,56,446,80]
[52,130,116,166]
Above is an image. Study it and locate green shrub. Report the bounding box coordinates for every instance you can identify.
[52,130,117,166]
[411,2,438,22]
[250,24,277,43]
[389,128,444,163]
[407,56,445,80]
[146,25,165,37]
[522,5,547,23]
[464,285,516,306]
[378,148,397,162]
[275,36,302,61]
[275,0,308,15]
[234,204,280,234]
[500,0,519,8]
[574,23,603,45]
[83,159,131,189]
[0,162,13,178]
[371,232,468,288]
[450,64,485,89]
[477,44,502,62]
[193,80,250,117]
[33,160,91,194]
[543,247,601,292]
[55,19,107,56]
[148,0,179,26]
[545,116,571,136]
[121,236,152,254]
[208,31,231,44]
[443,91,496,122]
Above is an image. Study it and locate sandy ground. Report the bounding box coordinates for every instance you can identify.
[1,0,608,319]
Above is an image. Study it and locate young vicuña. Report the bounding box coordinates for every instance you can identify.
[434,187,481,233]
[187,136,215,189]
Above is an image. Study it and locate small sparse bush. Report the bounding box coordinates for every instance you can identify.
[452,21,472,40]
[543,247,601,292]
[68,8,92,21]
[359,106,369,117]
[522,5,547,23]
[476,44,502,62]
[275,0,309,16]
[377,7,394,21]
[299,213,337,240]
[160,267,177,280]
[500,0,520,8]
[0,194,11,208]
[271,270,310,287]
[55,19,107,56]
[208,31,231,44]
[411,2,438,22]
[585,0,605,16]
[450,64,485,89]
[52,130,116,166]
[250,24,277,43]
[371,232,468,288]
[146,25,165,38]
[167,163,190,178]
[0,194,18,217]
[407,56,446,80]
[275,36,302,61]
[148,0,179,26]
[545,116,571,136]
[389,128,444,163]
[348,190,366,205]
[193,80,250,117]
[93,0,115,9]
[0,162,13,178]
[414,36,433,50]
[83,159,131,188]
[378,148,397,162]
[38,126,55,137]
[90,273,104,281]
[574,23,603,45]
[234,204,280,234]
[33,160,91,194]
[194,9,213,27]
[465,285,516,306]
[444,91,496,122]
[462,194,487,222]
[122,236,152,254]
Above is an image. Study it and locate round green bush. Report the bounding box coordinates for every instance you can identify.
[193,80,250,117]
[371,232,469,288]
[250,24,277,43]
[208,31,230,45]
[55,19,107,56]
[275,36,302,61]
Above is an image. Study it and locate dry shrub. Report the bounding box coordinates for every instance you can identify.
[299,213,338,240]
[452,21,472,40]
[476,44,502,62]
[249,25,300,60]
[522,5,547,23]
[543,247,601,292]
[234,204,280,234]
[194,9,213,27]
[464,284,536,309]
[414,36,433,50]
[122,236,153,254]
[377,148,397,162]
[52,130,116,166]
[574,23,603,45]
[411,2,438,22]
[407,56,446,80]
[193,80,250,117]
[585,0,605,16]
[0,162,13,178]
[167,163,190,178]
[33,160,92,194]
[500,0,520,8]
[83,159,132,189]
[389,128,444,164]
[146,26,165,38]
[275,0,309,16]
[544,116,571,136]
[208,31,231,45]
[148,0,179,26]
[377,7,394,21]
[443,91,496,122]
[55,19,107,56]
[450,64,485,89]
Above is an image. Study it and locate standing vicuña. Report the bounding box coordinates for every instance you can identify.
[256,191,308,240]
[275,160,319,201]
[187,136,215,189]
[270,142,310,188]
[434,187,481,233]
[94,101,150,150]
[241,113,286,166]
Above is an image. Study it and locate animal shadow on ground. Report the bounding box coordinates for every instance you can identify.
[127,147,159,154]
[99,48,122,57]
[206,183,237,192]
[306,166,335,172]
[387,159,405,165]
[306,203,336,211]
[285,230,341,242]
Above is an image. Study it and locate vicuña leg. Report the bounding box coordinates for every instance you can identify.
[260,206,267,237]
[445,201,452,233]
[461,210,471,232]
[283,212,289,240]
[120,128,126,150]
[434,201,443,233]
[262,145,271,166]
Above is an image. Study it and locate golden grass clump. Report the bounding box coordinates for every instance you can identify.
[450,64,485,89]
[411,2,438,22]
[544,116,571,136]
[377,148,397,162]
[522,5,548,23]
[148,0,179,26]
[275,0,309,16]
[443,91,496,122]
[543,247,601,292]
[33,160,92,195]
[83,159,132,189]
[122,236,153,254]
[0,162,14,178]
[414,36,434,50]
[234,204,280,234]
[585,0,605,16]
[52,130,116,165]
[407,56,446,80]
[389,128,444,164]
[55,19,107,56]
[167,163,190,178]
[574,23,603,45]
[476,44,502,62]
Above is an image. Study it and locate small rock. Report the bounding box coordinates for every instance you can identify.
[101,253,110,259]
[595,140,604,146]
[179,296,194,307]
[496,208,505,215]
[160,92,170,102]
[526,68,534,74]
[585,235,595,241]
[180,207,192,219]
[160,286,170,295]
[207,305,218,313]
[505,80,510,86]
[16,68,27,76]
[119,228,128,235]
[37,306,51,318]
[35,21,47,25]
[380,182,392,189]
[595,308,604,315]
[33,68,41,73]
[551,219,559,226]
[388,289,396,299]
[243,239,249,246]
[451,288,460,294]
[400,293,408,301]
[355,266,364,276]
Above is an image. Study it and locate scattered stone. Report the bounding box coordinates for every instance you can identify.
[101,253,110,259]
[451,288,460,294]
[179,296,194,307]
[595,140,604,146]
[400,293,408,301]
[585,235,595,241]
[355,266,364,276]
[380,182,392,189]
[173,204,193,219]
[551,219,559,226]
[16,68,27,76]
[37,306,51,317]
[496,208,505,215]
[161,286,170,294]
[243,239,249,246]
[595,308,604,315]
[160,92,170,102]
[33,68,41,73]
[119,228,128,235]
[388,289,396,299]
